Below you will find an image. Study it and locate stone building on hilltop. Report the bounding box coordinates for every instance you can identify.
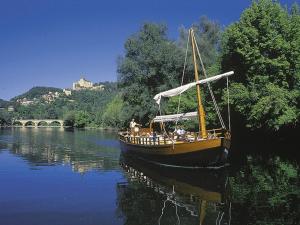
[72,77,93,90]
[72,77,105,91]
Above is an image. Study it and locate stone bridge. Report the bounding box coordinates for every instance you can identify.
[13,119,64,127]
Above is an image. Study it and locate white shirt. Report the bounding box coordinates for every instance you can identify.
[176,129,185,135]
[130,121,137,128]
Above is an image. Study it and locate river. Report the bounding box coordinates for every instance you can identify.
[0,128,298,225]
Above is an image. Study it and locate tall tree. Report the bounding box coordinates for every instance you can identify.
[101,95,124,128]
[178,16,222,75]
[221,0,300,130]
[118,23,184,125]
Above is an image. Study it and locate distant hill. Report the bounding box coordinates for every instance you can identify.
[0,98,9,108]
[11,86,63,101]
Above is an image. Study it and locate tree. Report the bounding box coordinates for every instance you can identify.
[101,95,124,128]
[74,111,90,128]
[63,110,75,126]
[0,110,12,126]
[118,23,184,125]
[221,0,300,131]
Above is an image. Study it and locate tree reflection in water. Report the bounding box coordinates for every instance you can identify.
[229,156,299,225]
[0,128,120,172]
[118,154,299,225]
[117,154,231,225]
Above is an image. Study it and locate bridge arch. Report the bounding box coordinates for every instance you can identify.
[24,121,36,127]
[37,121,49,126]
[48,120,63,127]
[12,121,23,126]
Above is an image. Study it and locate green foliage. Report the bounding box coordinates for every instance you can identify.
[63,110,75,126]
[0,99,10,108]
[175,17,224,130]
[165,89,218,130]
[0,110,12,126]
[229,156,300,225]
[74,111,91,128]
[221,0,300,130]
[118,23,185,125]
[14,102,60,119]
[178,16,221,71]
[101,95,124,128]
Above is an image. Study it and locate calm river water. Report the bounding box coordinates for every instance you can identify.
[0,128,299,225]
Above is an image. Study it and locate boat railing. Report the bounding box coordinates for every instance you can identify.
[119,128,224,146]
[119,134,165,145]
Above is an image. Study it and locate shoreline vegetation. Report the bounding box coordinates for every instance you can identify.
[0,0,299,146]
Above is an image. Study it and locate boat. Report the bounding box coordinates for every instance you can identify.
[119,28,234,168]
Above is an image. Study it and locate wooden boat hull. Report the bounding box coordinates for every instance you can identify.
[119,137,230,168]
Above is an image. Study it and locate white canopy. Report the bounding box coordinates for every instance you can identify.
[152,111,198,123]
[153,71,234,105]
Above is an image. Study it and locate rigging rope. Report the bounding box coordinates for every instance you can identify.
[175,32,190,126]
[158,104,175,148]
[192,32,226,129]
[227,77,231,131]
[156,29,231,132]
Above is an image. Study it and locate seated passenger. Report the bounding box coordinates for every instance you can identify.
[175,126,186,140]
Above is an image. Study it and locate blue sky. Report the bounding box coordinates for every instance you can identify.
[0,0,297,100]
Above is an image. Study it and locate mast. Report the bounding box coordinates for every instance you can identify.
[190,29,207,139]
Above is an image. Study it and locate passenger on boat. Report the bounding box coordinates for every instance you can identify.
[129,119,140,135]
[175,126,186,140]
[152,132,157,142]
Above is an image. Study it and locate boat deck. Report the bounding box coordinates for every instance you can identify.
[119,128,224,146]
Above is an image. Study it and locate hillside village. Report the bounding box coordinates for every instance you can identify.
[14,77,105,106]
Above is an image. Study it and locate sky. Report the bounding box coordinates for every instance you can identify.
[0,0,297,100]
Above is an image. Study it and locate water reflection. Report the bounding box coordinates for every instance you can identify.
[118,154,231,225]
[0,128,299,225]
[228,155,300,225]
[0,128,120,173]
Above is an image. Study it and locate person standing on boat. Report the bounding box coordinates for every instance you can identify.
[130,119,140,135]
[130,119,136,134]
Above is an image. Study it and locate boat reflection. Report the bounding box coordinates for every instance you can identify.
[118,154,231,225]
